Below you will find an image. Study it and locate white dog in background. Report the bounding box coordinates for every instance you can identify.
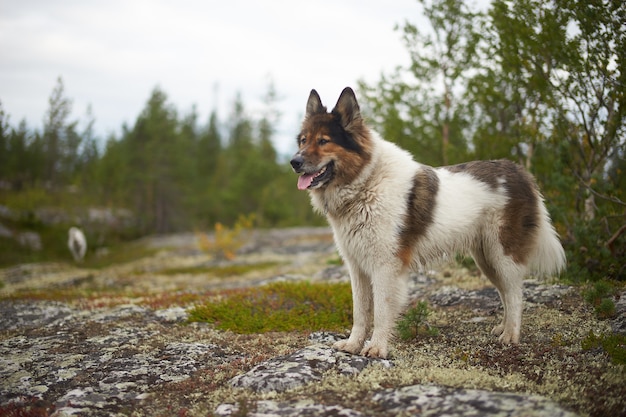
[68,227,87,262]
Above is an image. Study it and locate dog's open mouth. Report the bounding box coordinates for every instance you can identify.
[297,162,334,190]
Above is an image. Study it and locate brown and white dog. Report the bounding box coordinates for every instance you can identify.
[291,87,566,358]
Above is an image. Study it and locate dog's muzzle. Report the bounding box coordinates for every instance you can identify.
[290,155,304,172]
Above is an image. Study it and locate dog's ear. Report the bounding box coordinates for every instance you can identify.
[332,87,362,130]
[306,89,326,117]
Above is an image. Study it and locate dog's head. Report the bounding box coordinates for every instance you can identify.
[290,87,372,191]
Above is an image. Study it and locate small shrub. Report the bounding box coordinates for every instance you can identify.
[187,281,352,333]
[396,301,439,341]
[583,280,617,319]
[197,213,255,260]
[565,219,626,283]
[581,331,626,365]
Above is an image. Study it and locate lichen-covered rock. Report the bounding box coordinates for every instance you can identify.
[0,300,234,416]
[215,399,366,417]
[214,385,580,417]
[429,280,572,311]
[372,384,579,417]
[0,229,623,417]
[229,343,392,393]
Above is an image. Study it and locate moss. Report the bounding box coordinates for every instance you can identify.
[187,281,352,333]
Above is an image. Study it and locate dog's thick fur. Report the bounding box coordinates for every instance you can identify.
[291,87,566,358]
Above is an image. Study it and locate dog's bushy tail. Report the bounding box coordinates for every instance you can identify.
[529,200,566,276]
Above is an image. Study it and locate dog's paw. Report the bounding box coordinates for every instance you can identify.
[333,339,362,355]
[360,342,388,359]
[491,323,504,336]
[497,329,520,344]
[492,322,520,344]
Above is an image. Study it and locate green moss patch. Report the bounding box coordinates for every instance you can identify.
[187,281,352,333]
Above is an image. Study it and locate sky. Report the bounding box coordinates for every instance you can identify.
[0,0,425,156]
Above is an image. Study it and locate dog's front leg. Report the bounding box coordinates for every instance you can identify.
[333,262,372,355]
[360,268,408,359]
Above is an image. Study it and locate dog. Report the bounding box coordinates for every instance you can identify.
[290,87,566,358]
[68,227,87,262]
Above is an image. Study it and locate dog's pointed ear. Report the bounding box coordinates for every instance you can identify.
[306,89,326,118]
[332,87,362,130]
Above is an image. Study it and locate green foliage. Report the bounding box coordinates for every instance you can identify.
[360,0,626,286]
[359,0,479,166]
[564,213,626,283]
[2,0,625,285]
[187,281,352,333]
[0,79,326,266]
[581,331,626,365]
[396,301,439,341]
[582,280,618,319]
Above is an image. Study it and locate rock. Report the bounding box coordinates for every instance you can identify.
[229,342,392,393]
[154,306,188,322]
[0,300,76,331]
[372,384,579,417]
[215,399,366,417]
[612,290,626,334]
[429,280,572,311]
[216,384,579,417]
[430,286,501,311]
[16,231,42,251]
[0,300,236,416]
[0,228,623,416]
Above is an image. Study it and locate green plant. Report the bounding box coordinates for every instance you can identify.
[396,301,439,341]
[187,281,352,333]
[565,219,626,283]
[455,253,477,271]
[581,331,626,365]
[583,280,617,319]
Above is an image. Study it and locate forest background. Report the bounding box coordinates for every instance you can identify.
[0,0,624,283]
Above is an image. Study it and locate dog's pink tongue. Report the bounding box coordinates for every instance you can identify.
[297,173,315,190]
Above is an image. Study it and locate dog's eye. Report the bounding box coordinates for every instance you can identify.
[319,138,329,145]
[300,137,307,145]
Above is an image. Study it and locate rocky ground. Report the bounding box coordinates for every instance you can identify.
[0,227,624,417]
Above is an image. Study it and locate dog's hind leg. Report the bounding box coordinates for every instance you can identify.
[333,261,373,355]
[472,243,525,344]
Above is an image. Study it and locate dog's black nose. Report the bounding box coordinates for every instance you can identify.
[290,155,304,171]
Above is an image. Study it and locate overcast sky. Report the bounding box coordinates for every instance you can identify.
[1,0,427,156]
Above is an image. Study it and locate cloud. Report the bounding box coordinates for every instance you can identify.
[0,0,420,154]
